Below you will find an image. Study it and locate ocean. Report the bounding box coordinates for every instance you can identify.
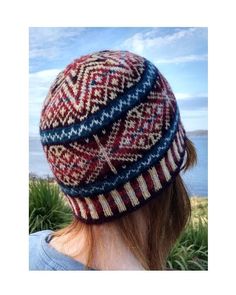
[181,135,208,196]
[29,135,208,197]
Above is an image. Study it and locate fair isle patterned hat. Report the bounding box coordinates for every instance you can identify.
[40,50,187,224]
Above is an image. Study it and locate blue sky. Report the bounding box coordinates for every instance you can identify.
[29,27,208,135]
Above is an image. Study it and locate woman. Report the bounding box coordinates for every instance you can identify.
[29,50,197,270]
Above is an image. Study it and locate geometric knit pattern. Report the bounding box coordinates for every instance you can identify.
[40,50,187,224]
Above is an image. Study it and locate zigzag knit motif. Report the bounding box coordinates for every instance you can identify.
[40,50,187,224]
[40,60,157,145]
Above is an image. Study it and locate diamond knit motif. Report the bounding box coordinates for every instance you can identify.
[40,50,187,224]
[40,51,145,130]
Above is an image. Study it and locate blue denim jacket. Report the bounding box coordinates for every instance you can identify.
[29,230,95,271]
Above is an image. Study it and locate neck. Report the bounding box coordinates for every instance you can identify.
[50,222,144,270]
[50,210,148,270]
[91,224,145,270]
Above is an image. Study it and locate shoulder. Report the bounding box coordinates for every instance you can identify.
[29,230,52,250]
[29,230,52,240]
[29,230,54,270]
[29,230,92,271]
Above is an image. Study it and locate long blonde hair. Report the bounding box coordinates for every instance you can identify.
[52,138,197,270]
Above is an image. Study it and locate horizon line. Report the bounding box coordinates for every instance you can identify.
[29,129,208,137]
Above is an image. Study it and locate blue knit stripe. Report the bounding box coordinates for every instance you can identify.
[59,108,180,197]
[40,60,158,145]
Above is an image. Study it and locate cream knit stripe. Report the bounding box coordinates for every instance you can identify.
[98,194,113,217]
[148,167,162,191]
[110,189,127,212]
[124,181,140,206]
[67,196,79,216]
[176,132,183,152]
[74,198,87,220]
[181,150,188,170]
[160,158,171,181]
[179,124,185,139]
[137,175,151,200]
[167,148,177,171]
[84,197,99,219]
[173,140,181,161]
[179,127,185,144]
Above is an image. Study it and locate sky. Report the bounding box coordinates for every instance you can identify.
[29,27,208,135]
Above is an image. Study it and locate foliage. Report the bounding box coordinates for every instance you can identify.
[29,179,72,234]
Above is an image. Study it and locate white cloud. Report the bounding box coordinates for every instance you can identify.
[155,54,207,64]
[30,68,61,82]
[176,93,194,100]
[29,68,62,135]
[29,68,61,103]
[29,27,85,59]
[121,28,198,55]
[175,92,208,100]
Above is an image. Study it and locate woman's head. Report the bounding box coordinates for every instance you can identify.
[39,50,197,269]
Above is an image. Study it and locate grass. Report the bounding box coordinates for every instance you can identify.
[166,197,208,270]
[29,178,208,270]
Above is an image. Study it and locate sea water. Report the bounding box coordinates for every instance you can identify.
[181,135,208,196]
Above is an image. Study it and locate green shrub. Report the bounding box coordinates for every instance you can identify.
[29,179,72,234]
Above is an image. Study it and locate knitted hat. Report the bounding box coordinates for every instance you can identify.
[40,50,187,224]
